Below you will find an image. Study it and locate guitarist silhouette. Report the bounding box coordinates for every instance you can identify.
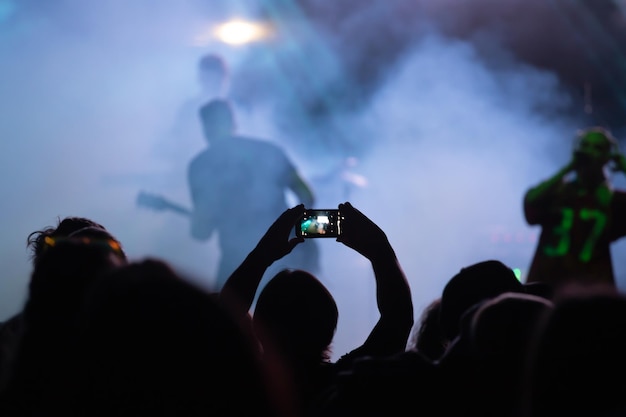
[139,98,320,290]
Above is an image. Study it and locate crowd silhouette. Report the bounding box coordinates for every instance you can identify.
[2,197,626,415]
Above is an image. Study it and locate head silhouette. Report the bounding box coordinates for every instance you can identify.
[197,53,228,96]
[253,269,338,363]
[27,217,126,267]
[440,260,525,342]
[523,285,626,417]
[573,126,618,174]
[199,98,235,143]
[65,259,278,417]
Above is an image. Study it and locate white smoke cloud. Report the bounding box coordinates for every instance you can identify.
[1,0,625,360]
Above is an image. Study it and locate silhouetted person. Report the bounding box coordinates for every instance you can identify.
[467,292,553,417]
[438,260,525,346]
[153,53,230,165]
[0,230,126,415]
[0,217,126,396]
[406,297,446,362]
[51,259,282,417]
[521,284,626,417]
[436,259,526,417]
[524,126,626,287]
[220,202,414,416]
[188,99,317,289]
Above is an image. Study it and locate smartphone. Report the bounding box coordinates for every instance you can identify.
[296,209,343,238]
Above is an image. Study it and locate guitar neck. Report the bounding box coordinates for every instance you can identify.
[137,191,192,217]
[164,202,192,216]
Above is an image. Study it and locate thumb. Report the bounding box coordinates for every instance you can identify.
[285,236,304,253]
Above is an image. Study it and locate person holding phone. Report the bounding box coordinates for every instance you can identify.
[219,202,413,417]
[524,126,626,288]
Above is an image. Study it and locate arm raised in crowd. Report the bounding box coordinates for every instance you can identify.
[337,202,414,356]
[220,202,414,358]
[524,160,574,225]
[219,204,306,317]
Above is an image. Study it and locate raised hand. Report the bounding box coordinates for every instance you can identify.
[253,204,306,265]
[337,202,413,355]
[337,202,392,260]
[610,152,626,174]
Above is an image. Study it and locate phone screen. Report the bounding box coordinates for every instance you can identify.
[296,209,342,238]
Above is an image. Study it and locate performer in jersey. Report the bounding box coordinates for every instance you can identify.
[524,126,626,288]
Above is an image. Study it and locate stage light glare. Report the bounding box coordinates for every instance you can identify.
[213,20,272,45]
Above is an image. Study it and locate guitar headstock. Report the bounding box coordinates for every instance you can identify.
[136,191,171,211]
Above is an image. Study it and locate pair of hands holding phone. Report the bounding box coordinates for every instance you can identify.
[253,202,392,265]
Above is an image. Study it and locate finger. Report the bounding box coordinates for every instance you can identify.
[286,237,303,252]
[293,204,306,216]
[339,202,354,217]
[281,204,305,224]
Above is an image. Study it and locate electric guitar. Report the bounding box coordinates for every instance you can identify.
[136,191,192,216]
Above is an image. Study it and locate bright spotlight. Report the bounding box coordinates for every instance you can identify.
[212,19,273,45]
